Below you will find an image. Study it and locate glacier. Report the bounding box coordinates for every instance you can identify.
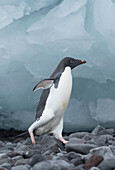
[0,0,115,132]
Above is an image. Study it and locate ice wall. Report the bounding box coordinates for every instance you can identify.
[0,0,115,132]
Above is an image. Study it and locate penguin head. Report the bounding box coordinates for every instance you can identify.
[60,57,86,69]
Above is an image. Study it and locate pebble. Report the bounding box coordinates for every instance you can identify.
[0,153,8,159]
[90,134,114,146]
[0,141,4,147]
[72,164,85,170]
[0,163,11,170]
[85,154,104,170]
[11,165,29,170]
[27,153,44,166]
[0,167,8,170]
[70,157,83,166]
[14,159,28,166]
[98,158,115,170]
[66,151,83,160]
[32,159,74,170]
[69,137,85,144]
[7,152,20,158]
[65,142,97,154]
[90,146,114,159]
[0,157,14,166]
[69,132,90,139]
[91,125,114,136]
[90,167,100,170]
[12,155,23,161]
[0,125,114,170]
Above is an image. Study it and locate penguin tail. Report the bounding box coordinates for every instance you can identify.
[9,131,29,140]
[14,131,29,138]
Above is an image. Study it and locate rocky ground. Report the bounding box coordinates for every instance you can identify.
[0,125,115,170]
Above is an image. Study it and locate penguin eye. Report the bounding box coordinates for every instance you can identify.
[70,59,75,63]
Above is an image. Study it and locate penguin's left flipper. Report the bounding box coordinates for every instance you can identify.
[33,79,54,91]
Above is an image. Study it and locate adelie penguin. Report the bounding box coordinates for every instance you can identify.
[28,57,86,144]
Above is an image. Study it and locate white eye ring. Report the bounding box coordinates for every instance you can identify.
[70,59,75,63]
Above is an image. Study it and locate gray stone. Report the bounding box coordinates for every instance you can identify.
[0,146,14,152]
[44,155,53,161]
[106,128,114,135]
[40,135,56,147]
[42,150,53,156]
[0,153,8,159]
[98,158,115,170]
[14,159,28,166]
[91,134,114,146]
[0,157,14,166]
[15,144,28,151]
[22,137,33,145]
[14,144,29,156]
[53,152,70,162]
[7,152,21,158]
[22,149,41,159]
[83,134,92,141]
[6,142,16,147]
[108,140,115,146]
[90,167,100,170]
[54,138,65,150]
[28,153,44,166]
[109,145,115,154]
[0,167,7,170]
[86,140,97,145]
[25,164,31,169]
[48,143,61,154]
[92,125,111,136]
[53,152,68,162]
[0,141,4,147]
[0,150,12,154]
[56,152,65,157]
[65,152,83,161]
[52,155,68,162]
[72,164,85,170]
[31,144,41,151]
[65,142,97,154]
[70,157,83,166]
[0,163,11,170]
[1,144,15,151]
[83,153,92,163]
[90,146,114,159]
[11,165,29,170]
[32,159,74,170]
[69,137,85,144]
[12,156,23,161]
[69,132,90,139]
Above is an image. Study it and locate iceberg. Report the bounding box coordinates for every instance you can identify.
[0,0,115,132]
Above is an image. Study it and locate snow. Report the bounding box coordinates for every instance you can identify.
[0,0,115,131]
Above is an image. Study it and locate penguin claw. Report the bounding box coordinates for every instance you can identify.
[58,137,68,144]
[63,140,68,144]
[32,140,36,145]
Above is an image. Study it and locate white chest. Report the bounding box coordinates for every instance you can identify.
[45,67,72,113]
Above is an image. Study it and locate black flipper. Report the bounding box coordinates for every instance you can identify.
[33,79,54,91]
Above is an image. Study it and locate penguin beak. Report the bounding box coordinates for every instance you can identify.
[80,60,86,64]
[71,59,86,69]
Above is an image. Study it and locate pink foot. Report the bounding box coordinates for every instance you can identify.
[58,137,68,144]
[28,130,36,145]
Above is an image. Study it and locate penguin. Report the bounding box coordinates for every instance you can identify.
[28,57,86,144]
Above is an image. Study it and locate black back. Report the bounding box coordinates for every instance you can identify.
[35,59,64,119]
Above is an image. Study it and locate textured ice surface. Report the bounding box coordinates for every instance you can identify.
[0,0,115,131]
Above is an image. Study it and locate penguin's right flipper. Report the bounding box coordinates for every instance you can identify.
[33,79,54,91]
